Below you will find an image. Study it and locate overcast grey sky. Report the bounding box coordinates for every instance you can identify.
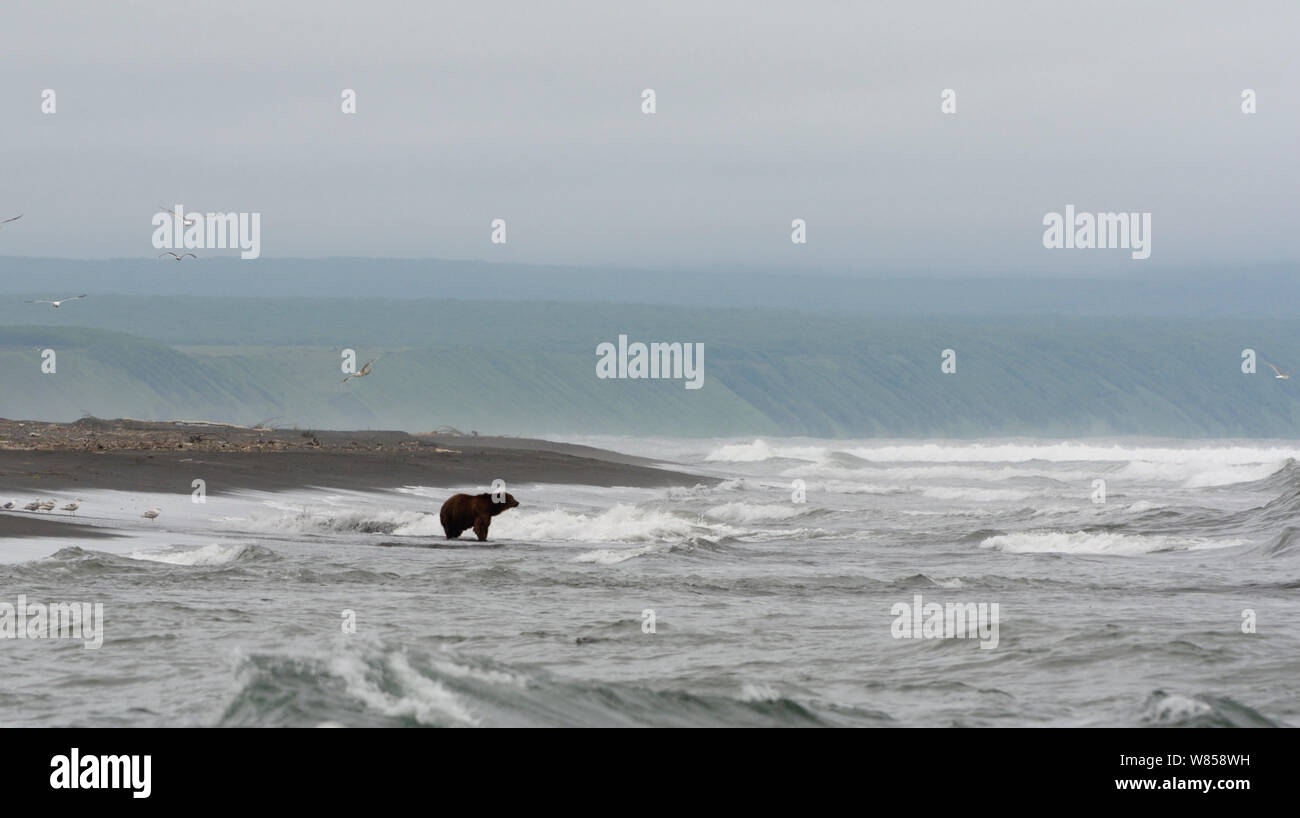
[0,0,1296,275]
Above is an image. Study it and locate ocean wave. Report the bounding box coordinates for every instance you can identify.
[492,503,741,544]
[1138,690,1281,728]
[218,643,889,727]
[1251,526,1300,557]
[739,683,783,702]
[922,487,1034,502]
[1125,500,1159,513]
[705,439,829,462]
[713,440,1300,490]
[887,573,965,589]
[664,478,750,499]
[224,496,825,548]
[230,507,438,537]
[573,544,669,564]
[1238,458,1300,491]
[126,543,277,567]
[815,480,909,495]
[1216,471,1300,537]
[841,442,1300,465]
[1113,459,1285,488]
[250,501,730,544]
[0,546,142,577]
[702,501,818,523]
[979,530,1247,556]
[780,462,1087,485]
[221,648,478,728]
[328,651,479,726]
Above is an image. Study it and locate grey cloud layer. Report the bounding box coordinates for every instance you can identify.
[0,0,1294,275]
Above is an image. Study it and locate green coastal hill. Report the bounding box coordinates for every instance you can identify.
[1,297,1298,438]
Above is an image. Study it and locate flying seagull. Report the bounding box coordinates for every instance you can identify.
[0,214,20,229]
[159,252,197,261]
[157,207,197,226]
[142,508,161,522]
[1266,363,1290,380]
[26,294,87,308]
[341,358,376,383]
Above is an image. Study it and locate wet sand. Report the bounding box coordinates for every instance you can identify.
[0,513,120,540]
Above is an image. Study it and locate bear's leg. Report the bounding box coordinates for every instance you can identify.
[444,524,463,540]
[473,515,492,541]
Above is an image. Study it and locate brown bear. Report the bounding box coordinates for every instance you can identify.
[439,492,520,541]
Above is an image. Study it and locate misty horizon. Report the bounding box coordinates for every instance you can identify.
[1,1,1296,275]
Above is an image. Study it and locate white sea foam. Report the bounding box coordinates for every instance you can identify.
[493,504,739,544]
[1141,693,1213,724]
[216,493,770,547]
[783,462,1090,483]
[840,442,1300,465]
[1030,504,1095,518]
[429,657,529,689]
[815,481,907,495]
[697,438,1294,494]
[703,502,813,523]
[703,437,1294,469]
[705,439,828,462]
[1113,459,1284,488]
[980,531,1246,556]
[236,506,440,536]
[739,683,783,702]
[922,487,1034,502]
[665,478,749,499]
[573,545,665,564]
[329,651,478,727]
[126,542,262,566]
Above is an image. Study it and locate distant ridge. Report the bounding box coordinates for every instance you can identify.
[4,308,1300,437]
[2,255,1299,316]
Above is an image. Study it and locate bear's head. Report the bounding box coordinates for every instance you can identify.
[489,492,519,513]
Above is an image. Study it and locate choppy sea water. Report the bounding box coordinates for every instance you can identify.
[2,437,1298,727]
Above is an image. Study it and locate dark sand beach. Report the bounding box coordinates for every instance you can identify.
[0,514,120,540]
[0,417,712,510]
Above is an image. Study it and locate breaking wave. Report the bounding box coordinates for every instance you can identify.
[979,531,1247,556]
[218,643,891,728]
[126,542,277,566]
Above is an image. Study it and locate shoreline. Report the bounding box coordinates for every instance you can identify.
[0,417,716,499]
[0,513,121,540]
